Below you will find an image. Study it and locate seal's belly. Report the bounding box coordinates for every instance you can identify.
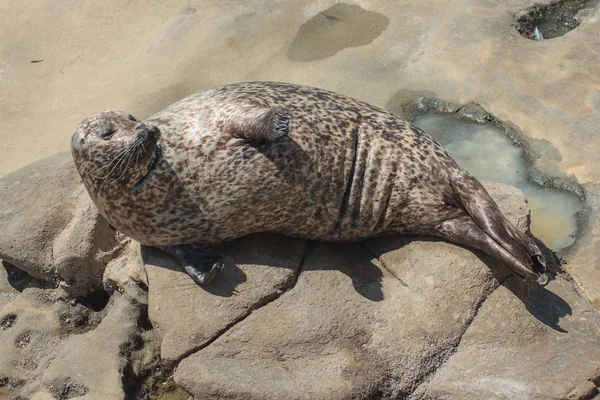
[119,82,464,246]
[132,128,458,245]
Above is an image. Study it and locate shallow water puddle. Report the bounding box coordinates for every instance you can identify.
[413,113,582,251]
[288,3,389,61]
[517,0,599,40]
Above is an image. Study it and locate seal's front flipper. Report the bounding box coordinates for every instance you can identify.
[228,106,291,141]
[158,244,224,286]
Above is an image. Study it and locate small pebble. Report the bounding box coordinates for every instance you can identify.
[537,272,549,285]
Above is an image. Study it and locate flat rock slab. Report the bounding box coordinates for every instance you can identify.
[418,274,600,400]
[0,152,127,296]
[174,241,505,399]
[175,185,600,399]
[144,233,307,363]
[174,183,525,399]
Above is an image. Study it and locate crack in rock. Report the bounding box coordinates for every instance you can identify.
[171,241,312,367]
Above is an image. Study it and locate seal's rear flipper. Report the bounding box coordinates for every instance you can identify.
[434,215,540,281]
[450,173,547,279]
[228,106,291,141]
[158,244,224,286]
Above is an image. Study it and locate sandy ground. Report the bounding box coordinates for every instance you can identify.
[1,0,600,301]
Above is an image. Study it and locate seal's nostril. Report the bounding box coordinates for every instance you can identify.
[136,124,147,131]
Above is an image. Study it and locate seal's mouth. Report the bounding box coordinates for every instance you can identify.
[132,143,162,194]
[131,124,161,164]
[135,124,161,146]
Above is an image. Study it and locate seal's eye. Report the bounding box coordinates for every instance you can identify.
[127,114,137,122]
[101,129,115,140]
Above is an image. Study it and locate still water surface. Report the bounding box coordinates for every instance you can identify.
[413,113,582,252]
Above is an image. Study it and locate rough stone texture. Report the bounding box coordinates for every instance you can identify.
[0,284,145,400]
[0,152,128,296]
[3,0,599,308]
[31,286,144,400]
[0,287,95,399]
[145,233,307,363]
[172,184,537,399]
[2,1,600,395]
[30,393,56,400]
[0,263,19,310]
[417,275,600,400]
[103,241,147,294]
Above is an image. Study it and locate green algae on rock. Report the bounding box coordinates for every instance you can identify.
[517,0,600,40]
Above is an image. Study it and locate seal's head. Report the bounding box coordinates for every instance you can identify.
[71,110,162,193]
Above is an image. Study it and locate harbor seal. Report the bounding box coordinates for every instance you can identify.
[71,82,546,285]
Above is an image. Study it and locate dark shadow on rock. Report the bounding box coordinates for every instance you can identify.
[367,233,572,331]
[221,236,384,301]
[143,234,384,302]
[141,245,248,298]
[2,260,43,292]
[305,241,384,302]
[504,275,571,333]
[367,234,510,284]
[73,290,112,313]
[201,255,247,298]
[455,237,571,333]
[502,243,571,333]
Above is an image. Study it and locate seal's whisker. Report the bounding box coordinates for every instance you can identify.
[90,144,134,178]
[107,137,141,176]
[99,145,136,181]
[89,148,128,176]
[98,147,132,180]
[113,139,144,183]
[113,143,137,180]
[110,140,139,183]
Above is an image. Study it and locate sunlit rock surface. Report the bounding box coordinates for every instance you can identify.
[1,0,599,305]
[2,0,600,398]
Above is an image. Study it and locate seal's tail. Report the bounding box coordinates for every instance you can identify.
[438,173,546,281]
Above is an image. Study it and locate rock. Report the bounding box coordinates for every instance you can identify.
[31,285,144,400]
[566,381,598,400]
[174,241,494,399]
[0,284,146,400]
[173,183,523,399]
[0,262,19,310]
[0,288,82,399]
[0,152,128,296]
[30,393,56,400]
[144,233,306,363]
[1,0,600,313]
[0,287,95,399]
[103,241,147,294]
[416,274,600,399]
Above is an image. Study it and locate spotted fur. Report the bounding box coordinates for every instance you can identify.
[71,82,545,281]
